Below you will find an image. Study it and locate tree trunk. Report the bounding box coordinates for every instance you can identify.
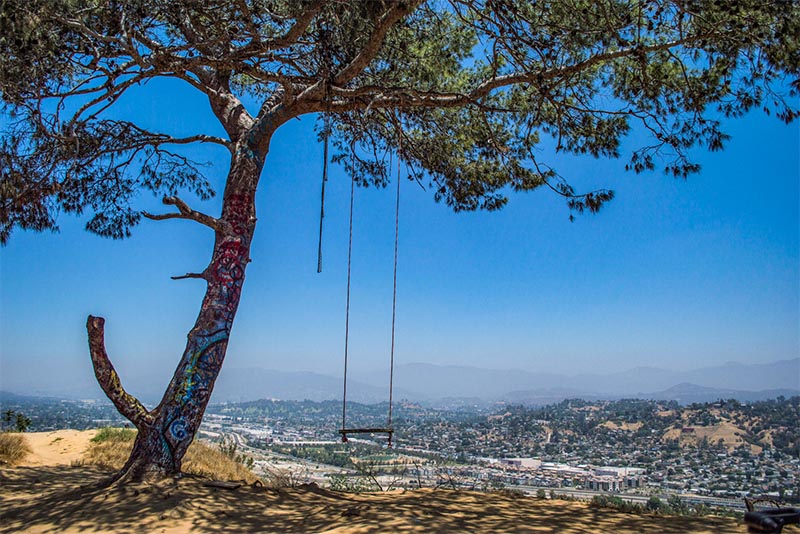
[89,148,264,483]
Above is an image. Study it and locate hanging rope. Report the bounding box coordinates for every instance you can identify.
[386,145,402,444]
[341,147,356,438]
[316,84,332,273]
[316,126,329,273]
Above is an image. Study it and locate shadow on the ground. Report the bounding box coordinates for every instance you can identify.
[0,466,748,533]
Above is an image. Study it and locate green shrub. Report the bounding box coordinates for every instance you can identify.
[590,494,646,514]
[91,427,137,444]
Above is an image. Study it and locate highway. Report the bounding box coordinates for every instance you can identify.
[226,431,354,474]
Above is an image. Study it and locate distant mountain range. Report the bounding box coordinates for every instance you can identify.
[398,359,800,406]
[3,358,797,406]
[123,357,800,405]
[501,382,799,406]
[210,367,419,404]
[375,358,800,400]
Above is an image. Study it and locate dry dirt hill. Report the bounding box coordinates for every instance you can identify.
[662,408,764,453]
[0,430,753,534]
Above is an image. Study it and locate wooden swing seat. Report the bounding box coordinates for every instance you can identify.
[339,428,394,444]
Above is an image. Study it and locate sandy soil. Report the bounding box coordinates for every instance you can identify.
[0,430,751,534]
[19,429,98,467]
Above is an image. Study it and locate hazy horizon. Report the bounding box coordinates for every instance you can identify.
[2,356,798,404]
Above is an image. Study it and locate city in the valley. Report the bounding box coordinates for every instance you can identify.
[3,393,797,512]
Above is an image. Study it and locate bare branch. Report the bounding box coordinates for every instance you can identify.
[157,133,232,150]
[86,315,154,429]
[171,272,208,281]
[142,196,223,232]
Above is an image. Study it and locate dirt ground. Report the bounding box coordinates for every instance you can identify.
[0,431,751,534]
[14,429,98,467]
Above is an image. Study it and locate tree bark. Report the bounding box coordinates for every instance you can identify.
[89,145,264,483]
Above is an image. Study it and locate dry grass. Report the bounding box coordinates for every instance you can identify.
[0,432,32,466]
[663,421,761,453]
[183,441,259,483]
[81,427,136,469]
[82,428,259,483]
[599,421,644,432]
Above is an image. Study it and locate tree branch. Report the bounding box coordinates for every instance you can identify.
[266,0,326,51]
[333,0,423,86]
[86,316,154,428]
[142,196,224,232]
[324,33,716,114]
[171,272,208,281]
[155,133,232,150]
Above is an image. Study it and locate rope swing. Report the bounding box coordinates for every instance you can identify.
[339,142,402,448]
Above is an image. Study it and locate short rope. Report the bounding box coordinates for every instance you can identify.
[316,113,330,273]
[341,150,356,441]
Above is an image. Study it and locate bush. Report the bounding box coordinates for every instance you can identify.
[2,410,31,432]
[91,427,136,444]
[590,495,646,514]
[328,473,381,493]
[647,495,664,513]
[0,432,31,465]
[217,435,255,469]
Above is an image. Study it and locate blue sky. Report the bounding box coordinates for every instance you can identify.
[0,78,798,397]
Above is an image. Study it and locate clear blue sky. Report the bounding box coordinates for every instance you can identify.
[1,78,798,397]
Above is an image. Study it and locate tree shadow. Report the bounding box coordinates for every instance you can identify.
[0,467,749,533]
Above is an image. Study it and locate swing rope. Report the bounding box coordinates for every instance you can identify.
[387,143,401,433]
[316,88,331,273]
[340,142,401,447]
[341,146,356,436]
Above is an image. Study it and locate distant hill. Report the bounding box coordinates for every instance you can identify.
[4,358,797,405]
[210,367,418,404]
[379,362,567,400]
[497,383,800,406]
[636,383,800,405]
[211,359,798,405]
[579,358,800,394]
[379,358,799,403]
[501,387,606,406]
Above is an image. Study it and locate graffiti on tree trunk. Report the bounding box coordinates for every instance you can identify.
[161,192,254,461]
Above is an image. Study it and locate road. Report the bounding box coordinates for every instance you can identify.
[226,431,354,477]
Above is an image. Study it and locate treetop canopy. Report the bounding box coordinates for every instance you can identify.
[1,0,798,242]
